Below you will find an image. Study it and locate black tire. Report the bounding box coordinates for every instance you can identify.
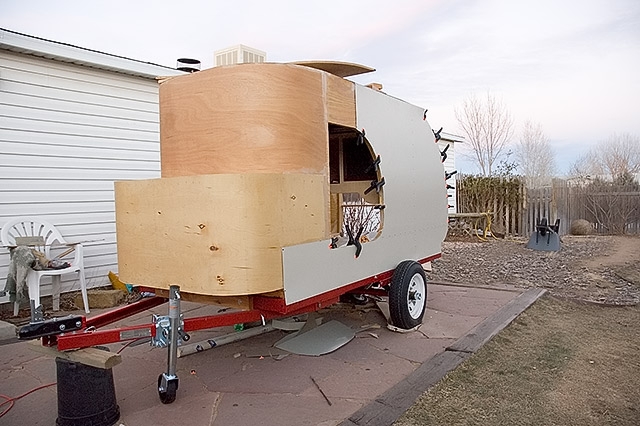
[158,374,178,404]
[388,260,427,329]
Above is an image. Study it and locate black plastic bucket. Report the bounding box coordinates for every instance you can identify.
[55,357,120,426]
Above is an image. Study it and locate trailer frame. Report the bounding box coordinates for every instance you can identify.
[19,254,439,403]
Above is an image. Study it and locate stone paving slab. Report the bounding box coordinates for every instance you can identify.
[0,319,16,341]
[0,283,527,426]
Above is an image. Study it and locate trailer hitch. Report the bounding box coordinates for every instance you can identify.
[18,314,85,340]
[16,300,84,340]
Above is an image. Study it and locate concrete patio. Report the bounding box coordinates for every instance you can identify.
[0,283,543,426]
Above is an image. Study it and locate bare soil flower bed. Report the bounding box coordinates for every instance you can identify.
[429,235,640,305]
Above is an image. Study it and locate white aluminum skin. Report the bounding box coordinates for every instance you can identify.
[282,84,448,304]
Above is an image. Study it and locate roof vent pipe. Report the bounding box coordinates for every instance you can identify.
[176,58,201,73]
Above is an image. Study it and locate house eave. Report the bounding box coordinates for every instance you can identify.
[0,28,185,79]
[440,131,465,143]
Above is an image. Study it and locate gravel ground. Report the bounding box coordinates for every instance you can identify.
[428,235,640,305]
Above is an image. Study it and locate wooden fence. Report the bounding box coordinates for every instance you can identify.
[454,175,523,237]
[455,176,640,236]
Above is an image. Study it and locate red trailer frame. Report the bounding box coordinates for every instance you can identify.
[18,254,439,404]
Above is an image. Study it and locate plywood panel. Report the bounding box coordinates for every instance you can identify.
[115,173,328,296]
[159,63,329,177]
[151,288,251,311]
[326,73,356,128]
[292,61,375,78]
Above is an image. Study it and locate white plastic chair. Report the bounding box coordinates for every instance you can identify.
[1,217,89,316]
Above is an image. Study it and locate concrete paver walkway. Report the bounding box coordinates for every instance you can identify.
[0,283,539,426]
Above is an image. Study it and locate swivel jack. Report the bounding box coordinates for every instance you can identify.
[157,285,188,404]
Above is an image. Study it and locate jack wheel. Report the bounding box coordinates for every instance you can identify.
[389,260,427,329]
[158,374,179,404]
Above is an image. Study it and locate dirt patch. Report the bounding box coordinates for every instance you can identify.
[429,235,640,305]
[395,296,640,425]
[0,288,135,325]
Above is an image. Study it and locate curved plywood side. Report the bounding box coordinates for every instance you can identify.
[160,63,329,177]
[325,72,356,128]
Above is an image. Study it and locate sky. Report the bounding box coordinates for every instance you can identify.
[2,0,639,175]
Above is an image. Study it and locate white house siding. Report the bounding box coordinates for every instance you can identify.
[0,48,166,303]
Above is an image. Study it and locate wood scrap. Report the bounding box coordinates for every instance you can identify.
[311,376,332,406]
[28,340,121,370]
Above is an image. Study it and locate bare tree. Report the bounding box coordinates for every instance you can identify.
[569,133,640,235]
[570,132,640,180]
[568,153,591,181]
[576,175,640,235]
[455,92,514,176]
[515,121,556,188]
[601,133,640,178]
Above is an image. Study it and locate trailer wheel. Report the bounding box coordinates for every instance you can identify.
[389,260,427,329]
[158,374,178,404]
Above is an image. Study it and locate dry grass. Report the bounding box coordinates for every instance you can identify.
[395,296,640,425]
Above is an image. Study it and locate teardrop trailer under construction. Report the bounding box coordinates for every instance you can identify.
[17,61,451,404]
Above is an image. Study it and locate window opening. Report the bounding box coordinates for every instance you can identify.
[328,124,384,251]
